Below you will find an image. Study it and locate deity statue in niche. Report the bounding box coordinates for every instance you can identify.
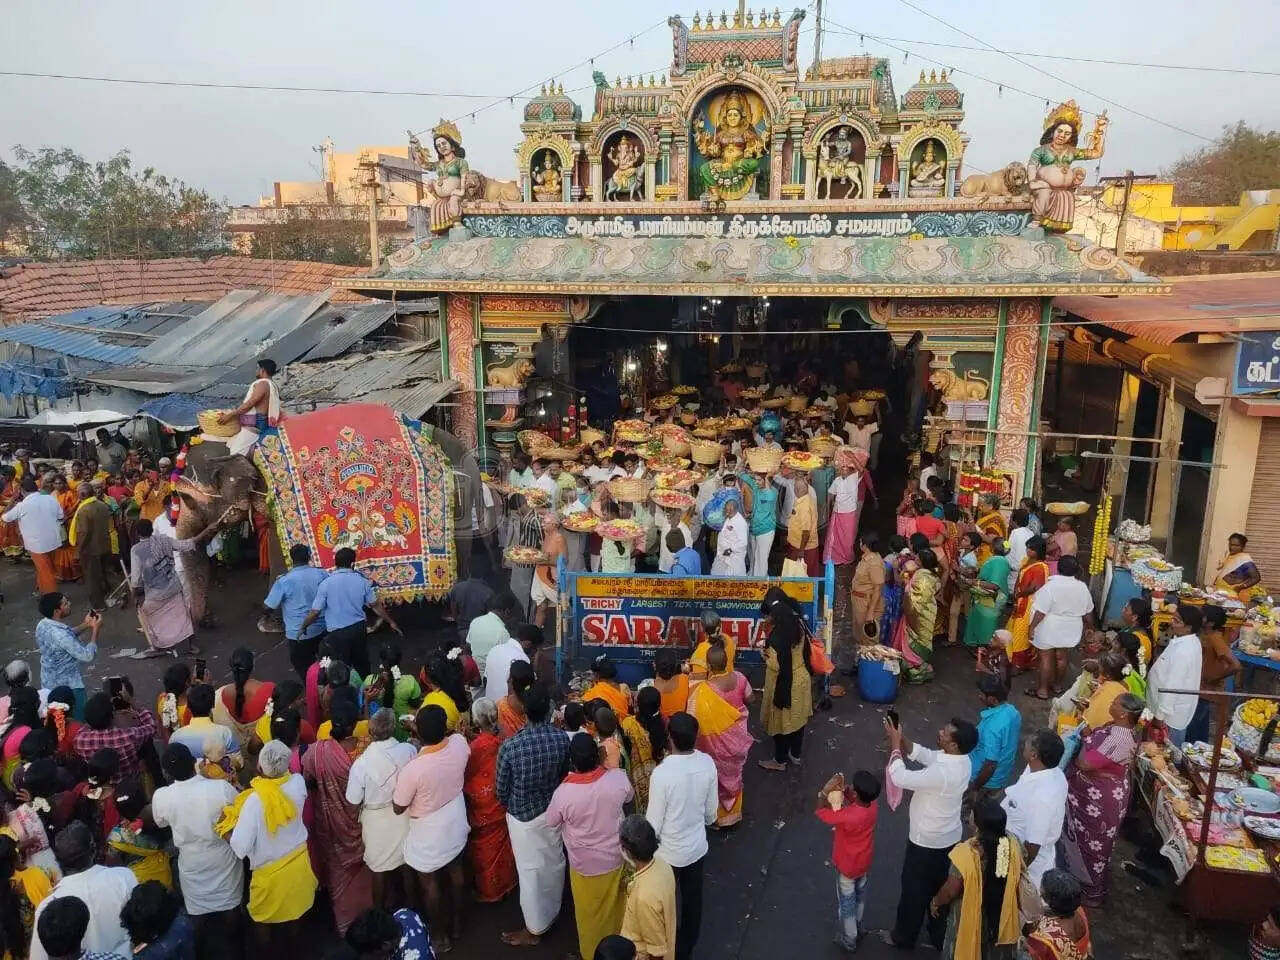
[1028,99,1108,231]
[908,139,946,197]
[816,126,864,200]
[693,88,769,201]
[605,135,644,201]
[532,150,563,202]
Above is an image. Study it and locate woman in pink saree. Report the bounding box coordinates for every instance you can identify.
[300,697,373,934]
[687,646,754,827]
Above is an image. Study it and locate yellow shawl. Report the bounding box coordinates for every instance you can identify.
[686,676,742,737]
[948,836,1023,960]
[216,775,295,837]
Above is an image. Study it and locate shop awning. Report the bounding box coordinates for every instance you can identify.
[1056,272,1280,344]
[337,234,1169,298]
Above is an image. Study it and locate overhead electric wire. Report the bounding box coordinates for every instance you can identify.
[812,32,1280,78]
[883,0,1214,142]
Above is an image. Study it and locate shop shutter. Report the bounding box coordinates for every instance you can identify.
[1244,419,1280,592]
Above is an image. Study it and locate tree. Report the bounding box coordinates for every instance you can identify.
[11,146,227,259]
[247,203,370,266]
[0,161,27,255]
[1164,122,1280,206]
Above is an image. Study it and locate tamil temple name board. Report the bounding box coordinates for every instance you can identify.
[1234,331,1280,395]
[442,209,1032,241]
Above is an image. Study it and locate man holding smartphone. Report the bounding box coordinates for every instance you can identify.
[35,592,100,720]
[880,714,977,950]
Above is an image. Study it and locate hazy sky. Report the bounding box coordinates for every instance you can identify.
[3,0,1276,204]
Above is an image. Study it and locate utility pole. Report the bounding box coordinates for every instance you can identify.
[356,153,383,270]
[1099,170,1156,254]
[813,0,824,65]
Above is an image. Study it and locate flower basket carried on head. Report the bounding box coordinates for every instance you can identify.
[578,427,605,446]
[847,399,874,418]
[539,445,582,462]
[679,412,699,426]
[786,395,809,413]
[690,439,725,466]
[663,437,692,458]
[198,410,239,438]
[761,397,789,410]
[745,447,783,474]
[672,385,699,397]
[807,436,838,459]
[518,430,554,454]
[608,476,650,503]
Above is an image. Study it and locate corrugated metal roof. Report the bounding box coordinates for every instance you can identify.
[146,290,332,365]
[299,303,398,361]
[0,322,143,363]
[1056,273,1280,345]
[271,344,454,417]
[0,301,215,364]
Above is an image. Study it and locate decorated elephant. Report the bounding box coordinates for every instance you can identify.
[172,404,482,623]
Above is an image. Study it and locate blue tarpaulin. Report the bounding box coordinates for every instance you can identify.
[136,393,203,430]
[0,358,75,400]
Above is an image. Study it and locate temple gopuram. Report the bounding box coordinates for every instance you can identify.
[338,7,1168,496]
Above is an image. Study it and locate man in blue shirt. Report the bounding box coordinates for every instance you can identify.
[668,530,702,576]
[300,546,401,678]
[968,674,1022,801]
[263,543,329,679]
[35,591,99,720]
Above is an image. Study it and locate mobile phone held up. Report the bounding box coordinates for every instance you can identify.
[886,708,900,729]
[195,658,208,681]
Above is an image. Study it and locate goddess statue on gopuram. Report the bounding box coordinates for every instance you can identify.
[1027,100,1108,232]
[694,88,768,201]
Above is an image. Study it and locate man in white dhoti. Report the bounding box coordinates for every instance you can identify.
[711,499,748,576]
[496,685,571,946]
[217,358,281,457]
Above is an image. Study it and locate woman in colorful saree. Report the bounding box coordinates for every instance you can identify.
[462,698,517,904]
[1059,692,1142,908]
[879,535,910,645]
[688,645,753,827]
[1213,532,1265,602]
[688,610,735,680]
[1022,869,1093,960]
[222,739,318,954]
[895,547,940,684]
[0,467,22,558]
[931,800,1023,960]
[1005,536,1048,673]
[965,539,1010,650]
[619,686,665,812]
[974,494,1008,565]
[50,476,80,582]
[300,697,372,934]
[212,647,275,752]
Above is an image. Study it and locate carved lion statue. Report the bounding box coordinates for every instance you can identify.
[463,170,522,202]
[486,359,535,388]
[959,162,1030,198]
[929,369,990,402]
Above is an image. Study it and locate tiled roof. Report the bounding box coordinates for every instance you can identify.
[0,256,368,323]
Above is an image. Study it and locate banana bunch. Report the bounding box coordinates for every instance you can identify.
[1241,698,1278,729]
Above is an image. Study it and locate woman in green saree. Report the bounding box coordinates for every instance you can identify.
[895,547,941,683]
[964,538,1010,649]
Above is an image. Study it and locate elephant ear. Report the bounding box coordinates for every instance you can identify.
[174,477,217,507]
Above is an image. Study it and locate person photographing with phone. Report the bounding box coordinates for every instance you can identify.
[35,592,101,721]
[879,712,978,951]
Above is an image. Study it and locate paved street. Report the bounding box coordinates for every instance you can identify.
[0,557,1248,959]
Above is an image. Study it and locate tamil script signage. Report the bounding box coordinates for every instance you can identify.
[566,572,822,666]
[1234,330,1280,395]
[454,209,1030,241]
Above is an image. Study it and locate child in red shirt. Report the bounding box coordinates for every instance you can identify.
[816,769,881,951]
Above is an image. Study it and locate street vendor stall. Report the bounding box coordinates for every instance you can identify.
[1138,689,1280,927]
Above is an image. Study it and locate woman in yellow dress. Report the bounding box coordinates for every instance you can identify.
[1006,536,1049,676]
[50,476,80,582]
[974,494,1007,566]
[619,686,666,812]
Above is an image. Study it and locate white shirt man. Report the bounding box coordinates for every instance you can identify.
[228,772,309,869]
[829,471,860,515]
[151,770,244,918]
[887,740,972,850]
[645,747,718,869]
[1006,524,1033,592]
[1148,630,1203,736]
[711,507,748,576]
[29,862,137,960]
[1001,756,1068,887]
[1031,574,1095,650]
[484,635,531,704]
[2,488,63,555]
[655,511,693,574]
[533,469,559,502]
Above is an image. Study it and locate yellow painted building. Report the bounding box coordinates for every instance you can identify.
[1091,181,1280,251]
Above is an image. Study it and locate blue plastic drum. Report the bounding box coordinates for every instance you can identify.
[857,656,899,703]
